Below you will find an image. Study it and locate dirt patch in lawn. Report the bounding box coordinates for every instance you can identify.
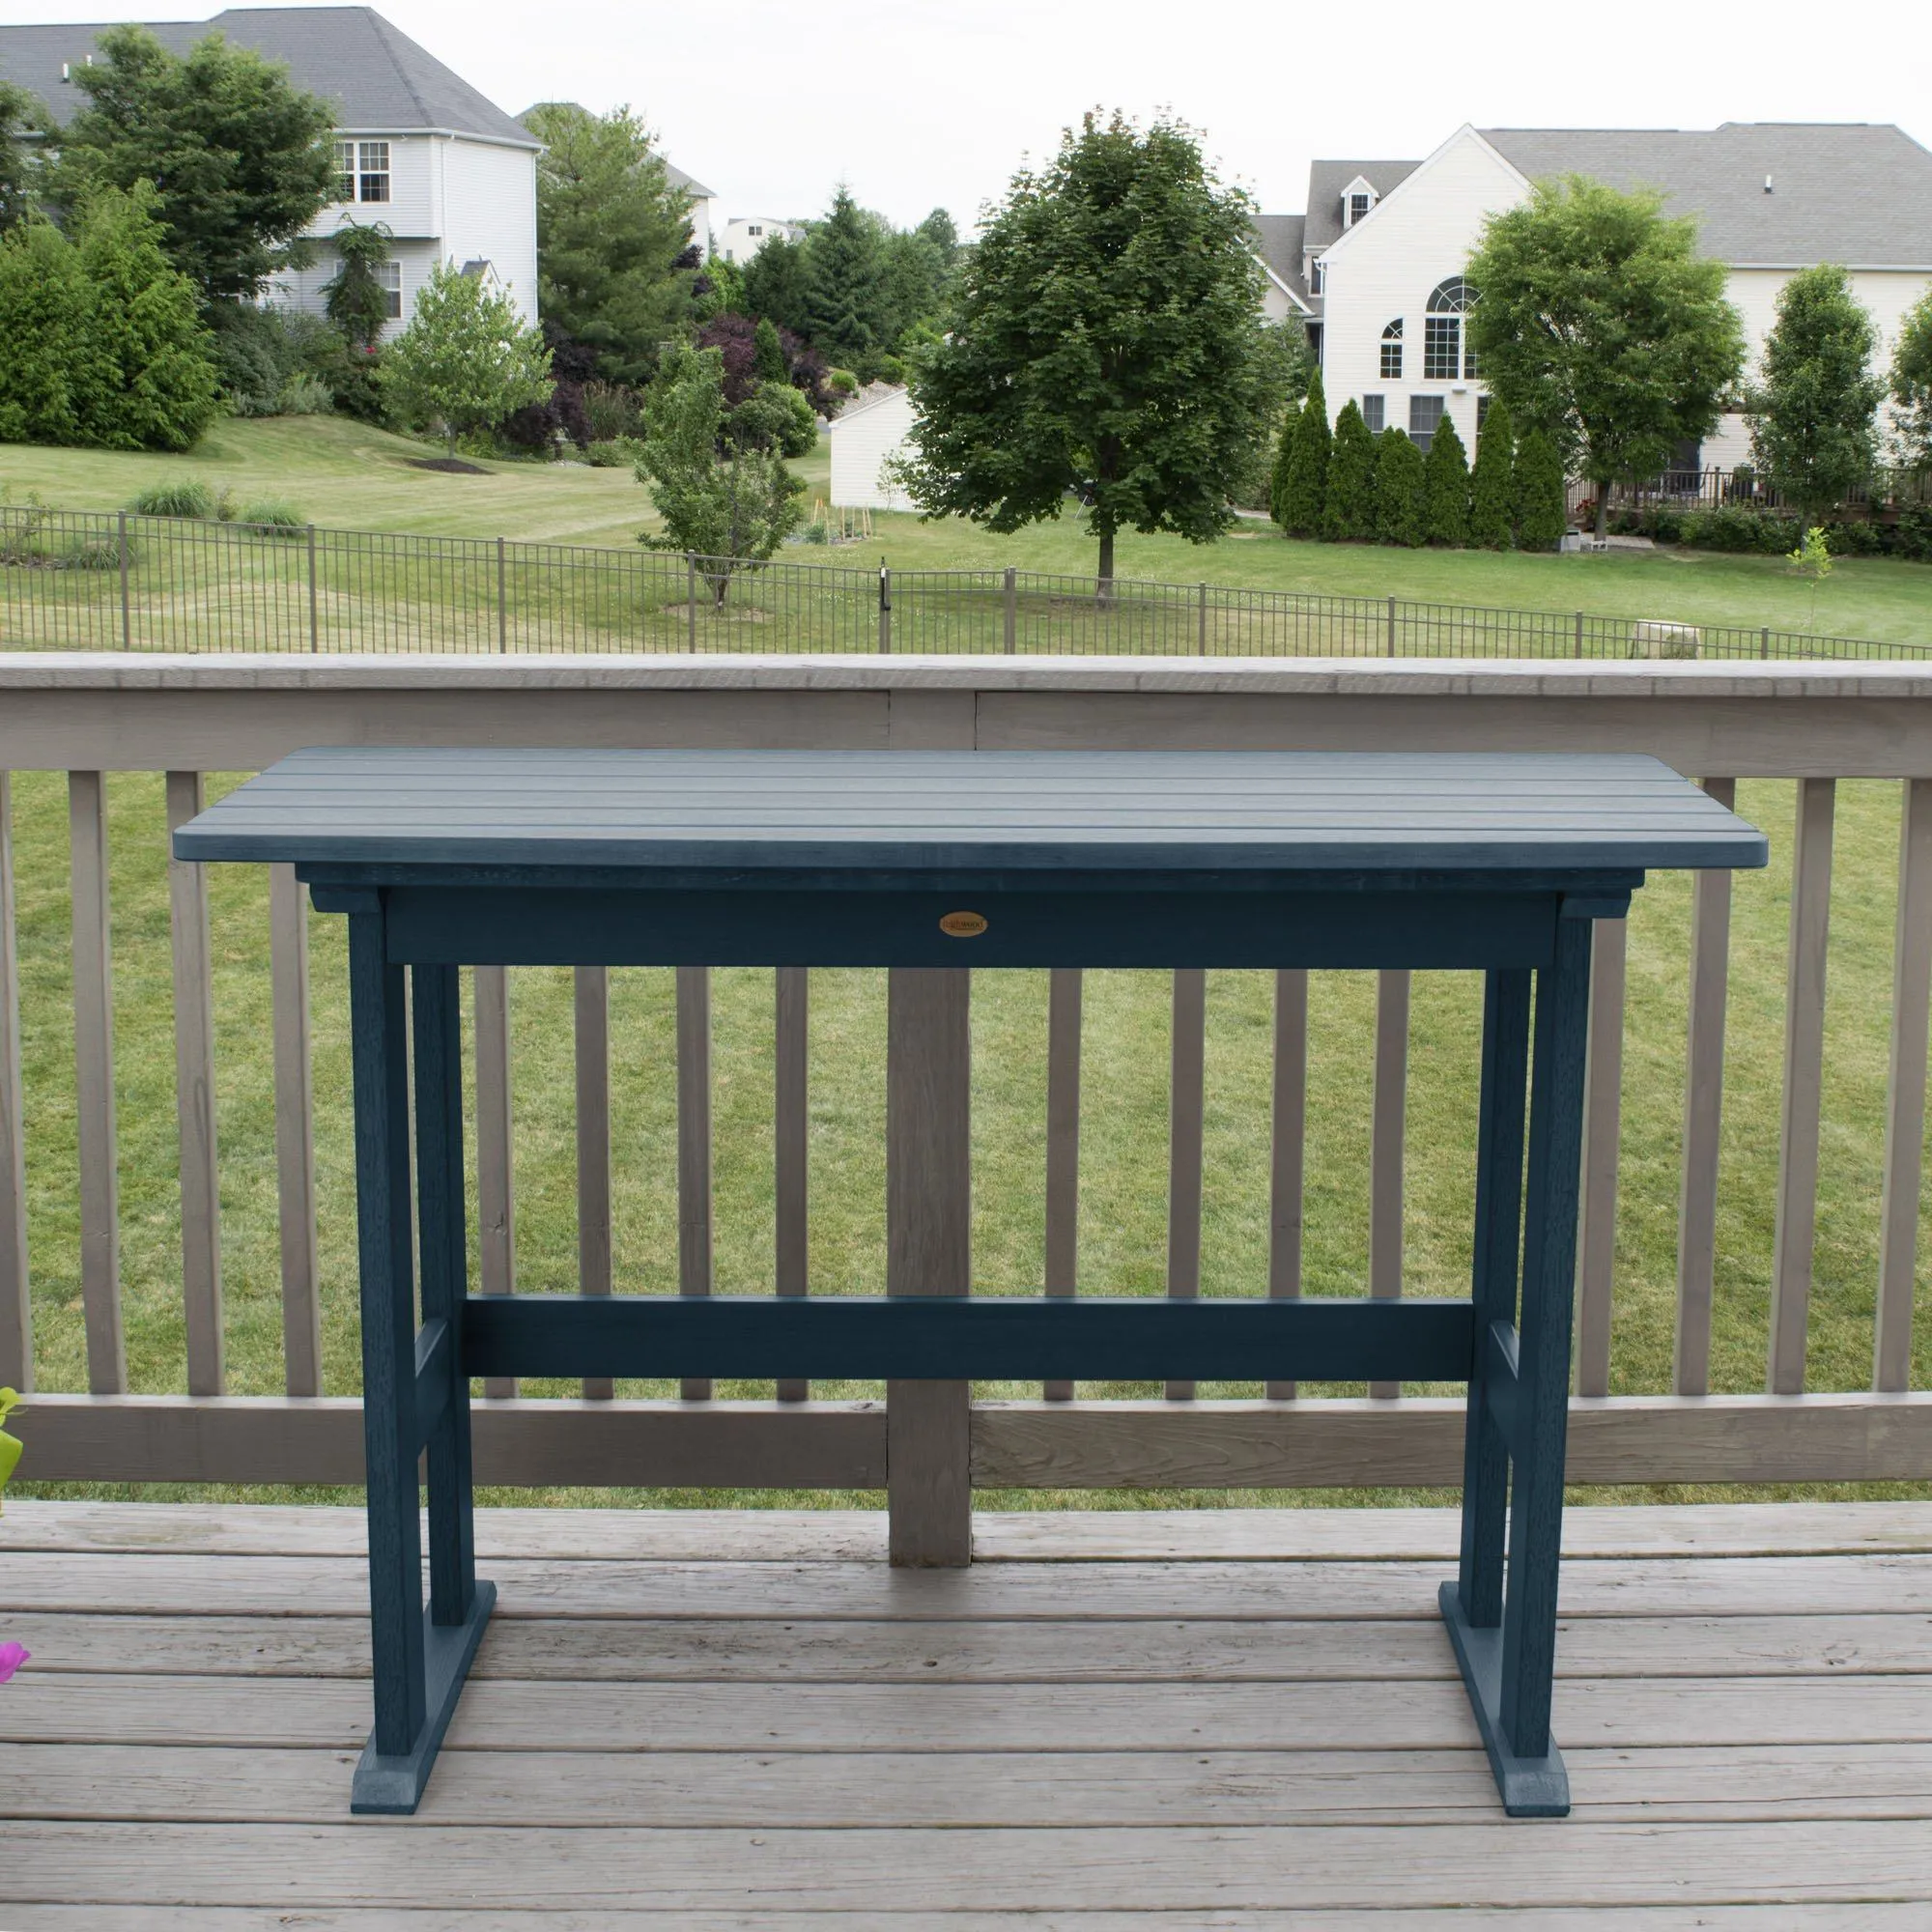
[407,456,491,475]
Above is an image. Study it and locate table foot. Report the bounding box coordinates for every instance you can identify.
[351,1579,496,1815]
[1437,1580,1570,1818]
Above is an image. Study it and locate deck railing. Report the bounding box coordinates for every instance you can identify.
[3,505,1926,663]
[5,654,1932,1553]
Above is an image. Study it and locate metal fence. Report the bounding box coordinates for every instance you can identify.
[1592,466,1932,516]
[2,502,1926,661]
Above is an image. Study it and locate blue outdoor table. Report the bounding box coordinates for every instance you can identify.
[175,746,1767,1820]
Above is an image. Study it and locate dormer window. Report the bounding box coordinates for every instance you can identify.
[1380,319,1403,380]
[1350,192,1371,225]
[1341,177,1378,227]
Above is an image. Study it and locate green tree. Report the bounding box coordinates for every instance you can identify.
[323,220,395,353]
[73,184,219,450]
[727,380,817,458]
[1466,175,1745,538]
[521,102,696,385]
[635,342,806,600]
[0,218,91,442]
[1373,427,1425,547]
[1322,400,1378,541]
[1891,289,1932,469]
[1468,399,1515,549]
[801,187,886,367]
[380,261,553,458]
[1422,412,1470,546]
[1279,370,1329,537]
[1747,266,1884,523]
[55,24,333,303]
[1268,410,1300,529]
[899,112,1277,586]
[753,315,787,384]
[1512,425,1569,550]
[0,79,43,232]
[740,233,811,336]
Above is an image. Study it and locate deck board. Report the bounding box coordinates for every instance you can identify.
[3,1502,1930,1915]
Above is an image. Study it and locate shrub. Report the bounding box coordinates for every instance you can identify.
[64,537,127,571]
[128,478,214,519]
[826,367,859,397]
[207,301,296,415]
[582,440,631,468]
[1678,505,1801,554]
[275,371,334,415]
[728,380,817,458]
[1893,504,1932,563]
[1512,428,1568,550]
[582,380,641,443]
[1468,399,1515,549]
[0,218,90,445]
[1321,401,1377,541]
[1372,427,1425,546]
[1422,412,1470,546]
[238,497,306,533]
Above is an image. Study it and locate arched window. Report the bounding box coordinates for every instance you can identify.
[1379,318,1403,380]
[1424,278,1476,380]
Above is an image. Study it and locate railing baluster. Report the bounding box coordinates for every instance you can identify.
[1164,968,1207,1401]
[1770,778,1836,1395]
[269,863,321,1396]
[677,964,714,1400]
[0,774,28,1389]
[165,772,223,1396]
[1043,967,1082,1401]
[1877,778,1932,1390]
[1267,968,1308,1400]
[576,965,613,1399]
[68,771,126,1393]
[1368,968,1409,1400]
[473,964,516,1398]
[775,966,810,1402]
[1574,918,1627,1397]
[1675,778,1735,1396]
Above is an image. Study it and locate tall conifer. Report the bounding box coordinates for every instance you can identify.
[1322,400,1377,541]
[1468,398,1516,549]
[1279,368,1328,536]
[1373,427,1426,547]
[1421,412,1470,546]
[1512,426,1569,551]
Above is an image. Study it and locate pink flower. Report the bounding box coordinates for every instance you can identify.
[0,1642,29,1684]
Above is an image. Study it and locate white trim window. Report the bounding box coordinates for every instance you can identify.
[375,260,402,320]
[1380,320,1403,381]
[1409,394,1446,452]
[1425,277,1477,381]
[335,140,392,205]
[1362,394,1385,434]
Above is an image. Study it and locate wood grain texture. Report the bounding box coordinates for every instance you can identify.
[166,772,223,1397]
[1164,968,1206,1401]
[0,770,29,1388]
[471,965,515,1399]
[1368,969,1409,1399]
[573,965,611,1400]
[1771,777,1836,1395]
[67,770,124,1394]
[1877,778,1932,1391]
[676,963,713,1401]
[268,864,320,1397]
[1576,917,1626,1399]
[1676,778,1735,1397]
[1266,969,1308,1397]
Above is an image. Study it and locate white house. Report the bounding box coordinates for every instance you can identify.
[667,163,721,261]
[1,5,540,334]
[717,216,804,266]
[828,384,917,511]
[1269,123,1932,469]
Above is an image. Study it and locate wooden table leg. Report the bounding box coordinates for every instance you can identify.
[1441,917,1588,1818]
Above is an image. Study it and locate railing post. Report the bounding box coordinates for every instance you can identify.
[1164,968,1207,1401]
[1003,565,1016,654]
[1876,778,1932,1389]
[575,965,612,1400]
[1575,611,1584,660]
[1368,968,1409,1398]
[0,773,27,1390]
[775,965,810,1403]
[1575,916,1627,1398]
[677,964,714,1401]
[497,535,508,653]
[1386,594,1397,658]
[1266,968,1309,1401]
[270,863,321,1397]
[473,965,517,1399]
[1042,967,1082,1402]
[306,526,320,653]
[687,554,698,651]
[878,562,892,655]
[1761,627,1771,660]
[118,511,130,651]
[1197,582,1208,656]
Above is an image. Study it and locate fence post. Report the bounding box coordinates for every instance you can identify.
[1198,582,1208,656]
[118,511,130,651]
[1003,566,1016,655]
[878,561,892,655]
[1386,594,1397,658]
[1575,611,1584,660]
[687,554,698,651]
[306,526,319,653]
[497,535,507,653]
[1762,627,1771,661]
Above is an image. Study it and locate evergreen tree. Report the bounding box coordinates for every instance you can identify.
[753,315,787,384]
[0,78,43,233]
[1322,400,1377,540]
[73,183,219,450]
[0,218,92,443]
[1268,409,1300,529]
[1421,412,1470,546]
[740,233,811,337]
[1512,426,1569,550]
[322,219,394,353]
[801,187,886,368]
[1468,399,1515,550]
[1373,427,1426,547]
[1279,369,1328,536]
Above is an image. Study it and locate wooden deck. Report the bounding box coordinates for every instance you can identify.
[4,1501,1932,1925]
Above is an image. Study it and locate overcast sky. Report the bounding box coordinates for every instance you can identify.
[23,0,1932,231]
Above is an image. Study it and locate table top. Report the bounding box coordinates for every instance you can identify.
[173,747,1768,879]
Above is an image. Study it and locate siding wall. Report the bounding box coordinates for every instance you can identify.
[830,391,919,510]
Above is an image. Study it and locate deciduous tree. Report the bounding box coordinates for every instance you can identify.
[323,220,394,353]
[1891,289,1932,469]
[380,261,553,459]
[0,217,91,443]
[522,102,696,385]
[0,79,43,232]
[1321,400,1377,541]
[899,111,1277,585]
[1468,399,1515,549]
[1373,427,1425,547]
[1422,412,1470,546]
[1466,176,1745,538]
[1747,266,1883,523]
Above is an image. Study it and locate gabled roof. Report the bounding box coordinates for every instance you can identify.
[0,7,537,148]
[665,162,718,202]
[1251,213,1312,309]
[1303,158,1422,250]
[1481,124,1932,266]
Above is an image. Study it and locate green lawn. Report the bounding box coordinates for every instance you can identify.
[10,767,1932,1512]
[4,418,1929,646]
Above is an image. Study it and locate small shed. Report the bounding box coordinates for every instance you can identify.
[828,384,917,511]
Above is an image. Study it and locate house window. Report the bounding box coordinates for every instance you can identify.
[1409,394,1445,451]
[1349,191,1371,225]
[748,224,762,238]
[356,141,390,204]
[1311,257,1325,294]
[1426,276,1477,379]
[1477,394,1491,433]
[1380,319,1403,380]
[375,260,401,320]
[333,139,355,203]
[1362,394,1385,434]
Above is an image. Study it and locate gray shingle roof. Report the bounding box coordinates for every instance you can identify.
[0,7,537,147]
[1303,159,1422,250]
[1481,124,1932,265]
[1251,213,1310,305]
